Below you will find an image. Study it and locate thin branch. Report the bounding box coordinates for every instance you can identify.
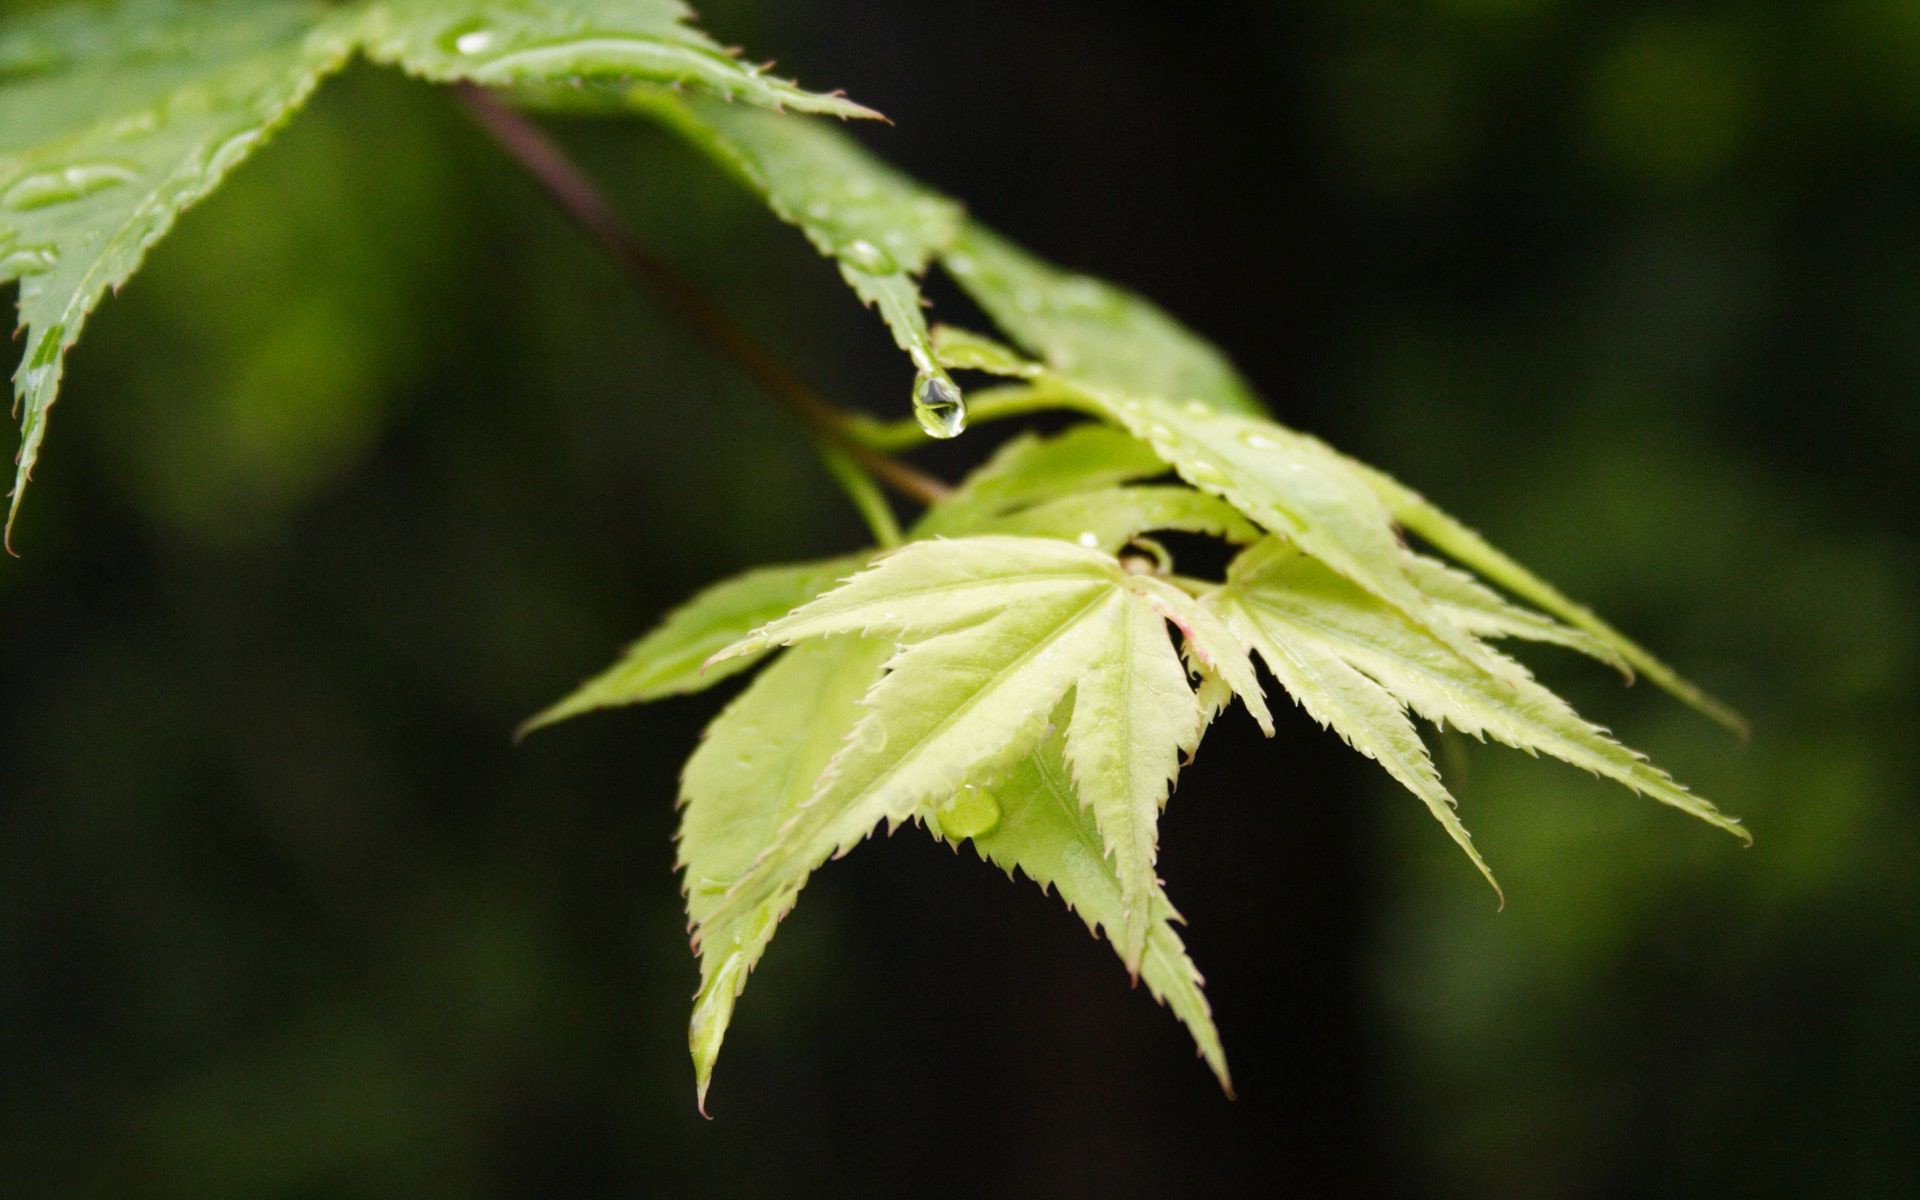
[454,82,949,506]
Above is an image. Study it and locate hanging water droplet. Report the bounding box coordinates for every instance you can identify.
[1238,430,1279,450]
[913,372,967,439]
[1,162,138,212]
[936,785,1002,841]
[840,239,896,274]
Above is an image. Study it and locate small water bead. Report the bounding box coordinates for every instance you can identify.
[913,372,967,439]
[1238,430,1280,450]
[840,239,896,274]
[1076,531,1101,549]
[1181,399,1215,417]
[936,785,1002,841]
[2,163,138,212]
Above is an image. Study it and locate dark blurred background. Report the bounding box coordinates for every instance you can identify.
[4,1,1917,1195]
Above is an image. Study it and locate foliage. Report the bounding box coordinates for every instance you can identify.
[1,0,1747,1108]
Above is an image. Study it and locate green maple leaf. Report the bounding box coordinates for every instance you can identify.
[703,536,1267,978]
[959,719,1231,1092]
[517,551,871,735]
[1205,537,1747,897]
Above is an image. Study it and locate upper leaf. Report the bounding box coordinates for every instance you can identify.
[0,0,356,541]
[356,0,875,117]
[0,0,872,541]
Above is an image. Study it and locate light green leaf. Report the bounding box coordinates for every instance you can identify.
[1356,462,1747,734]
[1062,593,1204,972]
[519,551,869,736]
[941,222,1266,416]
[913,422,1168,538]
[1214,539,1748,858]
[678,636,892,1113]
[356,0,874,118]
[1401,550,1631,678]
[703,537,1245,974]
[984,485,1260,553]
[1209,556,1501,902]
[0,0,355,540]
[927,330,1512,680]
[960,725,1231,1092]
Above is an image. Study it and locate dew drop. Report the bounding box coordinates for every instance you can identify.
[840,239,896,274]
[1181,399,1214,417]
[936,785,1001,841]
[945,251,976,276]
[913,372,967,439]
[1076,531,1101,549]
[1238,430,1279,450]
[1,162,138,212]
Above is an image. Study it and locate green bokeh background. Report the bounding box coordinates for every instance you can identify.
[3,1,1915,1195]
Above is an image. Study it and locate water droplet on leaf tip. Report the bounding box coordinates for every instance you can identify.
[913,372,966,439]
[935,785,1001,841]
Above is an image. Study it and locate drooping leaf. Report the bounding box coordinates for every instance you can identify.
[0,0,355,539]
[356,0,874,118]
[956,723,1231,1091]
[630,89,958,403]
[677,636,892,1113]
[706,537,1265,974]
[519,551,870,736]
[1209,538,1748,861]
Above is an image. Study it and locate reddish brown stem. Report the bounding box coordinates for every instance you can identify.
[455,83,949,505]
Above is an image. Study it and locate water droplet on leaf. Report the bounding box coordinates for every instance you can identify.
[840,239,895,273]
[913,372,967,439]
[936,785,1001,841]
[1238,430,1279,450]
